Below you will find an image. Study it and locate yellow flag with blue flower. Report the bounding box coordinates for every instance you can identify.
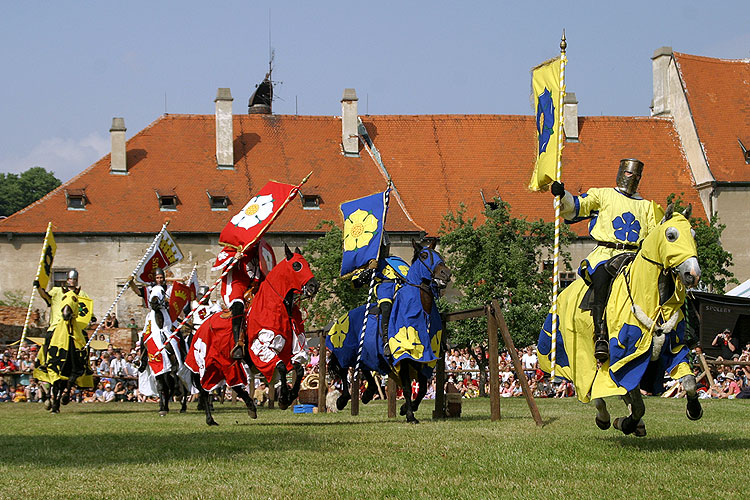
[340,189,390,277]
[528,56,565,192]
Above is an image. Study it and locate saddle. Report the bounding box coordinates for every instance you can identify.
[579,252,636,311]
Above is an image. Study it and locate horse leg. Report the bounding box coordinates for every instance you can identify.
[593,398,611,430]
[681,374,703,421]
[361,370,378,405]
[50,380,63,414]
[275,362,292,410]
[41,382,52,411]
[178,380,189,413]
[328,355,351,411]
[621,392,646,436]
[156,375,169,416]
[192,373,217,426]
[614,388,646,436]
[399,361,418,424]
[233,385,258,419]
[288,362,304,403]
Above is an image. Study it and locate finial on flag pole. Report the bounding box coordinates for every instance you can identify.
[561,29,567,53]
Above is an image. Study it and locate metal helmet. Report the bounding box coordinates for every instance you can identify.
[154,267,166,278]
[67,269,79,281]
[616,158,644,196]
[198,285,210,299]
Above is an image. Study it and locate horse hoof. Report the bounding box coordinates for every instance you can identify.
[247,407,258,419]
[361,389,375,405]
[159,411,167,417]
[407,417,419,424]
[635,421,647,437]
[399,403,407,416]
[594,340,609,363]
[595,416,611,430]
[686,397,703,421]
[336,394,351,411]
[179,408,187,414]
[61,394,70,405]
[613,416,637,435]
[44,400,52,411]
[207,419,219,426]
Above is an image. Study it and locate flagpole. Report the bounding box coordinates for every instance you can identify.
[550,31,567,379]
[154,173,313,356]
[353,182,392,376]
[17,222,53,360]
[85,221,170,348]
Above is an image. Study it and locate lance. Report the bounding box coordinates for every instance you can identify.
[549,31,567,378]
[85,221,170,349]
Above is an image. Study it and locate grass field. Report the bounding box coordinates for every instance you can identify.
[1,397,748,499]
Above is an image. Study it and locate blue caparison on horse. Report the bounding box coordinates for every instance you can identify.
[537,204,702,436]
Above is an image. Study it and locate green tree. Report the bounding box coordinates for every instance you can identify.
[303,221,367,329]
[0,167,61,217]
[666,193,736,293]
[438,199,574,393]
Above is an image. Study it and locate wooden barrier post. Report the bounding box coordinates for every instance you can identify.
[387,376,397,418]
[699,353,715,387]
[491,300,543,427]
[432,346,447,419]
[485,304,501,422]
[318,330,327,411]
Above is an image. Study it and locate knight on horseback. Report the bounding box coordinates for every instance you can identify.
[213,239,275,360]
[551,159,661,362]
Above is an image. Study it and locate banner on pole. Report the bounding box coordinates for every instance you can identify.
[168,282,191,322]
[134,229,184,284]
[339,189,390,278]
[35,223,56,290]
[528,56,565,192]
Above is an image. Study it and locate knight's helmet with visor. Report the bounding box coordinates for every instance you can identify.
[616,158,644,196]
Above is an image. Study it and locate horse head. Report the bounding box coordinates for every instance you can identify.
[149,285,168,329]
[641,203,701,288]
[59,291,79,323]
[410,239,452,296]
[276,243,319,305]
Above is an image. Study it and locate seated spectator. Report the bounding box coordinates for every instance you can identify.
[93,382,105,402]
[723,373,740,399]
[113,381,127,402]
[254,382,268,407]
[125,382,137,402]
[104,313,115,328]
[25,378,40,402]
[101,383,115,403]
[0,353,18,373]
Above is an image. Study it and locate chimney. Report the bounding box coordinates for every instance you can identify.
[651,46,673,116]
[563,92,579,141]
[109,117,127,174]
[215,88,234,169]
[341,88,359,156]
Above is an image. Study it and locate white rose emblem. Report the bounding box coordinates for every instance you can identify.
[231,194,275,229]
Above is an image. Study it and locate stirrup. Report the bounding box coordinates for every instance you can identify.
[230,344,244,360]
[594,339,609,362]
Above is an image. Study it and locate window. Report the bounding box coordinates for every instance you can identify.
[206,190,229,210]
[65,189,87,210]
[155,189,178,211]
[560,272,578,289]
[301,194,321,210]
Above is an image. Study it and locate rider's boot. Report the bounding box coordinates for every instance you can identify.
[230,302,245,360]
[592,304,609,363]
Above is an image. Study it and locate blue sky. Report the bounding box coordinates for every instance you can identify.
[1,1,748,182]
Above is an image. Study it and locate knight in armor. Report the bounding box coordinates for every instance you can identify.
[551,159,661,362]
[34,269,91,332]
[129,267,172,305]
[213,238,275,360]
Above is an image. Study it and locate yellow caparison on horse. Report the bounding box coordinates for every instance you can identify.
[537,204,702,436]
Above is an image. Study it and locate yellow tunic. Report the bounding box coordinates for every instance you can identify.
[47,287,90,329]
[570,188,661,281]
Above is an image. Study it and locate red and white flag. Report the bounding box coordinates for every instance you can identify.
[168,282,191,322]
[218,181,301,251]
[134,229,184,284]
[186,266,199,302]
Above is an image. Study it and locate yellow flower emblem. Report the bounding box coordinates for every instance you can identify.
[431,329,443,356]
[328,313,350,349]
[344,209,378,252]
[389,326,424,360]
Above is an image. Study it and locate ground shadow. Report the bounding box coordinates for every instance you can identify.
[611,432,750,451]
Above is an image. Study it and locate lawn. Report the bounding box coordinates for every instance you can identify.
[1,397,748,499]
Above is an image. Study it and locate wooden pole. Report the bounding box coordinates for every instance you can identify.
[432,344,447,419]
[486,304,501,422]
[387,375,397,418]
[318,331,327,411]
[350,368,360,415]
[699,353,715,386]
[491,300,543,427]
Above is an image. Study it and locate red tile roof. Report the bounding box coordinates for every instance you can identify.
[0,113,703,238]
[674,52,750,182]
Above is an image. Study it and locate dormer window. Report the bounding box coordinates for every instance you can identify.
[65,189,88,210]
[301,194,322,210]
[155,189,178,211]
[207,190,229,210]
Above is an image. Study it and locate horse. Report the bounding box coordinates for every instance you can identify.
[326,256,411,410]
[186,244,319,425]
[138,285,192,416]
[33,290,94,413]
[537,204,702,436]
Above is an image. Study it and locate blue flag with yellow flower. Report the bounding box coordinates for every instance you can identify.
[528,56,565,192]
[340,190,389,277]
